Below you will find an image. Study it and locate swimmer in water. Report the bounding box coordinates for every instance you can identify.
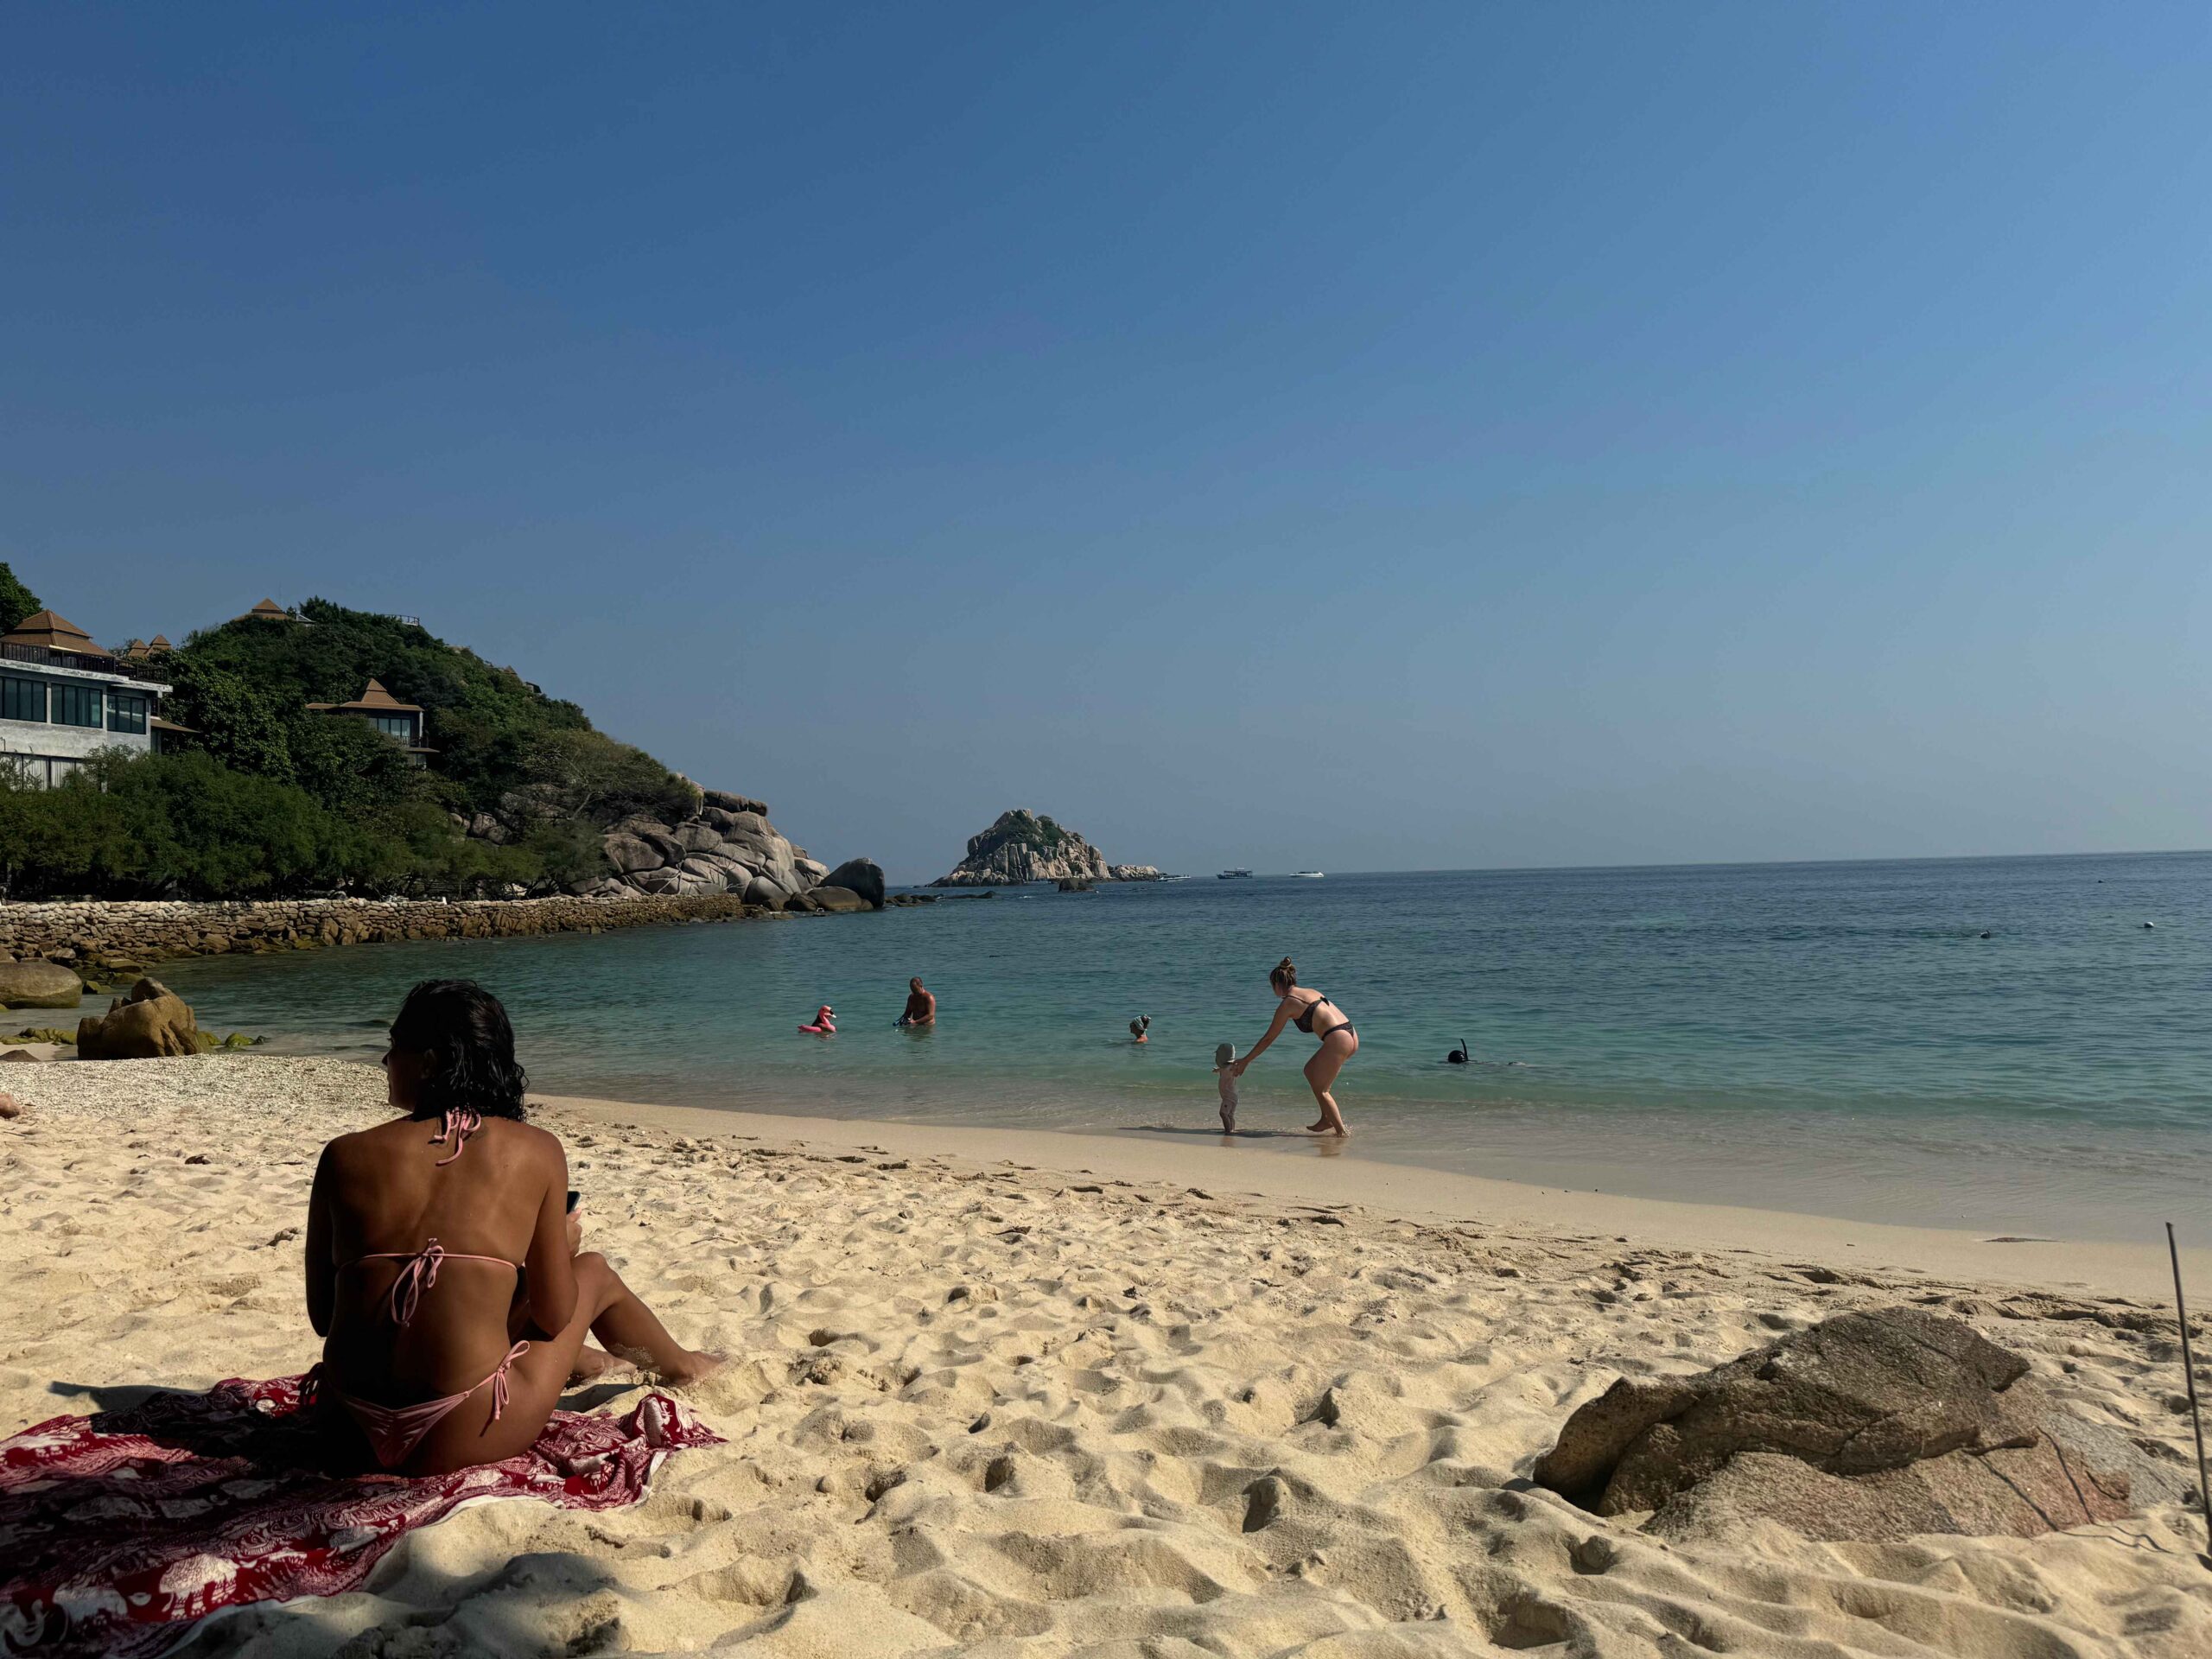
[1129,1015,1150,1045]
[798,1005,836,1036]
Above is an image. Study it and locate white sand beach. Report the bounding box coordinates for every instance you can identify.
[4,1055,2209,1656]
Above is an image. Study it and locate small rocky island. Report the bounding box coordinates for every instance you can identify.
[931,809,1161,887]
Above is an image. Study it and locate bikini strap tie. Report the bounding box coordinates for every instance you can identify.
[486,1341,530,1421]
[431,1108,482,1166]
[387,1241,447,1325]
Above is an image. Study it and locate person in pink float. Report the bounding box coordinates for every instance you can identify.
[798,1004,836,1035]
[305,980,720,1475]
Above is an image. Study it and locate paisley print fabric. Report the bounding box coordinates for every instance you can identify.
[1,1373,720,1659]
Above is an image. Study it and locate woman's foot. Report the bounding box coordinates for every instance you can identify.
[661,1350,726,1386]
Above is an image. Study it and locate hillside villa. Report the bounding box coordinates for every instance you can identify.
[305,677,435,761]
[0,600,436,785]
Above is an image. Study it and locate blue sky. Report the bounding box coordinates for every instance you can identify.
[6,3,2209,880]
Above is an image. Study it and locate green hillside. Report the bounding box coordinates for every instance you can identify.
[0,578,699,900]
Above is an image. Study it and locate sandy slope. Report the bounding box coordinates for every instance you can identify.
[3,1056,2208,1657]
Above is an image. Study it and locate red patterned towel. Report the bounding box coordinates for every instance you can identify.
[0,1374,721,1659]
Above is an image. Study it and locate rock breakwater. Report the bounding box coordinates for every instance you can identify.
[0,892,779,969]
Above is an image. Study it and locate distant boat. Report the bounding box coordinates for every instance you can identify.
[1217,868,1254,880]
[1292,870,1324,879]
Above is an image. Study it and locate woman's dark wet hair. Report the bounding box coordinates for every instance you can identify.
[389,979,529,1122]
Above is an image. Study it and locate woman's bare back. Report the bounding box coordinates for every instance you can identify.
[311,1116,567,1402]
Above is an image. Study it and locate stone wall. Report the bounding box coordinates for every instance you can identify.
[0,893,776,968]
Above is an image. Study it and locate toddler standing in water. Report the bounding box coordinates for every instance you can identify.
[1214,1042,1239,1132]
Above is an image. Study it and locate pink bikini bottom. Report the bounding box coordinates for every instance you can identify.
[331,1341,531,1470]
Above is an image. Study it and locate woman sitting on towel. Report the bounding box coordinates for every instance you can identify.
[305,979,720,1474]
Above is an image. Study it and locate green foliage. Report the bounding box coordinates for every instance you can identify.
[0,563,41,633]
[0,750,543,900]
[0,588,702,900]
[169,597,646,816]
[162,658,296,779]
[523,728,700,827]
[284,709,418,817]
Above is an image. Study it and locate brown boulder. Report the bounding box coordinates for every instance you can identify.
[1535,1306,2150,1542]
[77,978,208,1060]
[807,886,868,913]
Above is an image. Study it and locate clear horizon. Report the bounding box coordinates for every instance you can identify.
[8,4,2209,886]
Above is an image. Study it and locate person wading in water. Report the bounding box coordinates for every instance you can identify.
[1233,957,1357,1136]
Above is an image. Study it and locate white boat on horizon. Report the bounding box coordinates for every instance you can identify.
[1217,868,1254,880]
[1292,870,1325,879]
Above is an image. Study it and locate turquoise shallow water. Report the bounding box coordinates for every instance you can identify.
[156,854,2212,1239]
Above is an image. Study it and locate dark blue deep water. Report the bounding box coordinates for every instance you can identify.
[159,854,2212,1236]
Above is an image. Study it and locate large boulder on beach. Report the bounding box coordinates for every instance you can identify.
[77,978,208,1060]
[1534,1306,2152,1541]
[0,961,83,1009]
[821,858,886,909]
[808,885,869,913]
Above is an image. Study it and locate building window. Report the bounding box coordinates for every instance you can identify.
[107,693,149,735]
[51,683,102,728]
[48,757,81,787]
[0,676,46,724]
[369,714,415,741]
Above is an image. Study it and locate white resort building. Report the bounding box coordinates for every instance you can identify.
[0,610,181,786]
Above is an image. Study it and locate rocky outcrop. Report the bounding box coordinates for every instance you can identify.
[932,810,1150,887]
[0,961,84,1009]
[1535,1306,2167,1542]
[448,777,879,916]
[821,859,886,910]
[1107,865,1165,882]
[575,791,885,913]
[78,977,207,1060]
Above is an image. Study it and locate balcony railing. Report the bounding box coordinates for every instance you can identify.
[0,641,172,683]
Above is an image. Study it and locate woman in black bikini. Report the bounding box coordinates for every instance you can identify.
[1232,956,1357,1136]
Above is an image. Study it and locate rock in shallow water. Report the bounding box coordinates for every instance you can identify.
[821,859,886,909]
[0,960,83,1010]
[77,978,207,1060]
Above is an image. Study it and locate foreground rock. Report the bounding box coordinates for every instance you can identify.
[1535,1306,2172,1541]
[932,809,1154,887]
[77,977,208,1060]
[0,961,84,1009]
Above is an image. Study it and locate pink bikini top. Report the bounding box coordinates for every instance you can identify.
[342,1107,521,1325]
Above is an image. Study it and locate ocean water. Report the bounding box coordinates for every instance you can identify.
[156,854,2212,1239]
